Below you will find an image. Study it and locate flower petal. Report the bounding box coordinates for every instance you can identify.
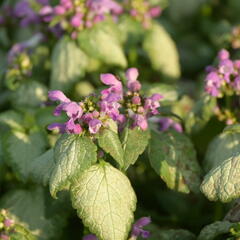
[100,73,119,86]
[48,90,70,102]
[126,68,139,83]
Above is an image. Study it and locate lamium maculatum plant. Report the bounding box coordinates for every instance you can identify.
[3,1,240,240]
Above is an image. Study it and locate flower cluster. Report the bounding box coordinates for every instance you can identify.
[14,0,50,27]
[127,0,161,28]
[6,43,32,90]
[1,0,162,38]
[82,217,151,240]
[204,49,240,97]
[0,210,14,240]
[5,33,43,90]
[42,0,123,39]
[48,68,162,134]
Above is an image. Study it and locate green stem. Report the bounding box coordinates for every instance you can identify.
[225,95,231,110]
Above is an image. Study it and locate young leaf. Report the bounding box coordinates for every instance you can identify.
[4,130,47,181]
[10,225,36,240]
[121,127,150,170]
[50,134,97,198]
[142,83,179,105]
[197,221,233,240]
[201,151,240,202]
[98,129,124,168]
[29,149,55,186]
[78,23,127,67]
[0,110,24,132]
[204,124,240,172]
[50,36,88,92]
[70,162,137,240]
[148,130,201,194]
[143,23,180,81]
[0,187,68,240]
[11,81,48,109]
[118,16,145,45]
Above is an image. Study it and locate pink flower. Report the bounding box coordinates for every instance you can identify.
[132,114,148,130]
[149,6,161,17]
[126,68,141,92]
[144,94,162,115]
[131,217,151,239]
[100,73,123,99]
[70,13,83,27]
[48,123,65,133]
[89,119,102,134]
[218,49,230,61]
[65,119,82,134]
[83,234,98,240]
[48,90,70,102]
[54,6,66,15]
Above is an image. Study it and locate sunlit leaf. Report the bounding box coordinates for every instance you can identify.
[71,162,136,240]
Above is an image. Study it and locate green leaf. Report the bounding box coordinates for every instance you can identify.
[98,129,124,168]
[30,149,55,186]
[50,36,88,92]
[50,134,97,198]
[148,226,196,240]
[143,23,180,81]
[70,162,136,240]
[35,106,67,129]
[168,0,202,22]
[4,130,47,181]
[0,110,24,132]
[0,187,67,240]
[121,127,150,170]
[11,81,48,109]
[197,221,233,240]
[148,130,201,193]
[185,95,216,134]
[204,124,240,172]
[78,23,127,67]
[201,151,240,202]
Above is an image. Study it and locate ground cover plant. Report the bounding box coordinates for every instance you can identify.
[2,0,240,240]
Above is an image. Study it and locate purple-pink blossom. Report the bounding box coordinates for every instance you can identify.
[46,0,123,38]
[131,217,151,239]
[204,49,240,97]
[158,117,183,133]
[100,73,123,99]
[0,234,9,240]
[126,68,142,92]
[132,114,148,130]
[48,90,70,102]
[129,1,162,27]
[3,219,14,228]
[83,234,98,240]
[89,119,102,134]
[48,68,163,135]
